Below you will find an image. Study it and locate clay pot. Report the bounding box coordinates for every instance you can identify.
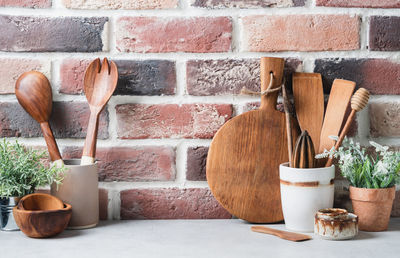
[349,186,395,232]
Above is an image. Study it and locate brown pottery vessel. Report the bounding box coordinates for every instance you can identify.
[349,186,395,232]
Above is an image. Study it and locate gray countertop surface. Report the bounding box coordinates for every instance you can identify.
[2,218,400,258]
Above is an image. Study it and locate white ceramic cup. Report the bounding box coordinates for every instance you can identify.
[279,163,335,232]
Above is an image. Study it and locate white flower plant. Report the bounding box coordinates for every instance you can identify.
[316,136,400,189]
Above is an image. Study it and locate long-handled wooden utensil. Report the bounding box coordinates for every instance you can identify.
[293,73,324,152]
[206,57,300,223]
[282,83,294,167]
[319,79,355,154]
[325,88,370,167]
[81,58,118,165]
[251,226,312,242]
[15,71,63,167]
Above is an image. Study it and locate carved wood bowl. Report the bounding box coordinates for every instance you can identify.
[13,193,72,238]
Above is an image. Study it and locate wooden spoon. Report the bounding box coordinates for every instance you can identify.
[293,73,324,152]
[251,226,312,242]
[81,58,118,165]
[15,71,63,167]
[325,88,370,167]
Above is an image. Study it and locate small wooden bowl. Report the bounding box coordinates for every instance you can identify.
[17,193,64,211]
[13,193,72,238]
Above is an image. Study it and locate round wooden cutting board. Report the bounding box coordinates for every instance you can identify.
[206,57,299,223]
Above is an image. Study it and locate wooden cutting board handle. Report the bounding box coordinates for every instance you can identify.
[260,57,285,111]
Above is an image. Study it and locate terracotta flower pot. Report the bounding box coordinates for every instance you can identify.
[349,186,395,232]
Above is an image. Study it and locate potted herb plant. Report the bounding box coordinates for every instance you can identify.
[318,137,400,231]
[0,139,64,231]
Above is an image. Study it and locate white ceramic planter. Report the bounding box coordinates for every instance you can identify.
[51,160,99,229]
[279,163,335,232]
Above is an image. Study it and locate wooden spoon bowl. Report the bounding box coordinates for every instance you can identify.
[13,193,71,238]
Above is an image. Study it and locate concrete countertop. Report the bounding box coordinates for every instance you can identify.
[2,219,400,258]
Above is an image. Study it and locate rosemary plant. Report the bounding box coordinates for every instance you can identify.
[316,137,400,189]
[0,139,64,198]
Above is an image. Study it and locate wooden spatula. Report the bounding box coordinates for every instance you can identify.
[15,71,63,167]
[251,226,312,242]
[293,73,324,151]
[207,57,300,223]
[81,58,118,165]
[325,88,370,167]
[318,79,355,156]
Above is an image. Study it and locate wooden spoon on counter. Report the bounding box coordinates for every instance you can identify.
[15,71,63,167]
[81,58,118,165]
[251,226,312,242]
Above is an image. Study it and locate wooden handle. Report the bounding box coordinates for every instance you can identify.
[251,226,312,242]
[40,122,63,164]
[81,111,100,164]
[260,57,284,110]
[325,111,356,167]
[282,84,293,167]
[251,226,284,238]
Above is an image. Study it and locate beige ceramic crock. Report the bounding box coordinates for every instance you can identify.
[51,159,99,229]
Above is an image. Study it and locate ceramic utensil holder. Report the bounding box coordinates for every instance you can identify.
[51,159,99,229]
[279,163,335,232]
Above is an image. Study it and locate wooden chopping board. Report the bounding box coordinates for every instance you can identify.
[206,57,299,223]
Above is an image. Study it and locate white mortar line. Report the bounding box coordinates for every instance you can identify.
[1,51,399,60]
[1,6,400,16]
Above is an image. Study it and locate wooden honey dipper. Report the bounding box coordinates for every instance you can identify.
[325,88,370,167]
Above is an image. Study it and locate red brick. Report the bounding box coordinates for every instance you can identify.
[0,102,109,138]
[186,147,208,181]
[242,15,360,52]
[0,0,51,8]
[63,0,177,9]
[116,104,232,139]
[0,16,108,52]
[0,58,50,94]
[317,0,400,8]
[62,146,176,182]
[370,16,400,51]
[99,188,108,220]
[187,58,302,96]
[120,188,231,219]
[116,17,232,53]
[369,102,400,137]
[315,58,400,95]
[60,59,176,95]
[192,0,305,8]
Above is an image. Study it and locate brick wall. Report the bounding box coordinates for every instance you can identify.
[0,0,399,219]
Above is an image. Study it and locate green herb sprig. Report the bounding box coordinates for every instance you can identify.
[316,137,400,189]
[0,139,64,198]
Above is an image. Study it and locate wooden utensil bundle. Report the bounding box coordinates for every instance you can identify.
[15,58,118,167]
[291,74,370,168]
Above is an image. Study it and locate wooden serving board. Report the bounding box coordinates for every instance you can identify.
[207,57,299,223]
